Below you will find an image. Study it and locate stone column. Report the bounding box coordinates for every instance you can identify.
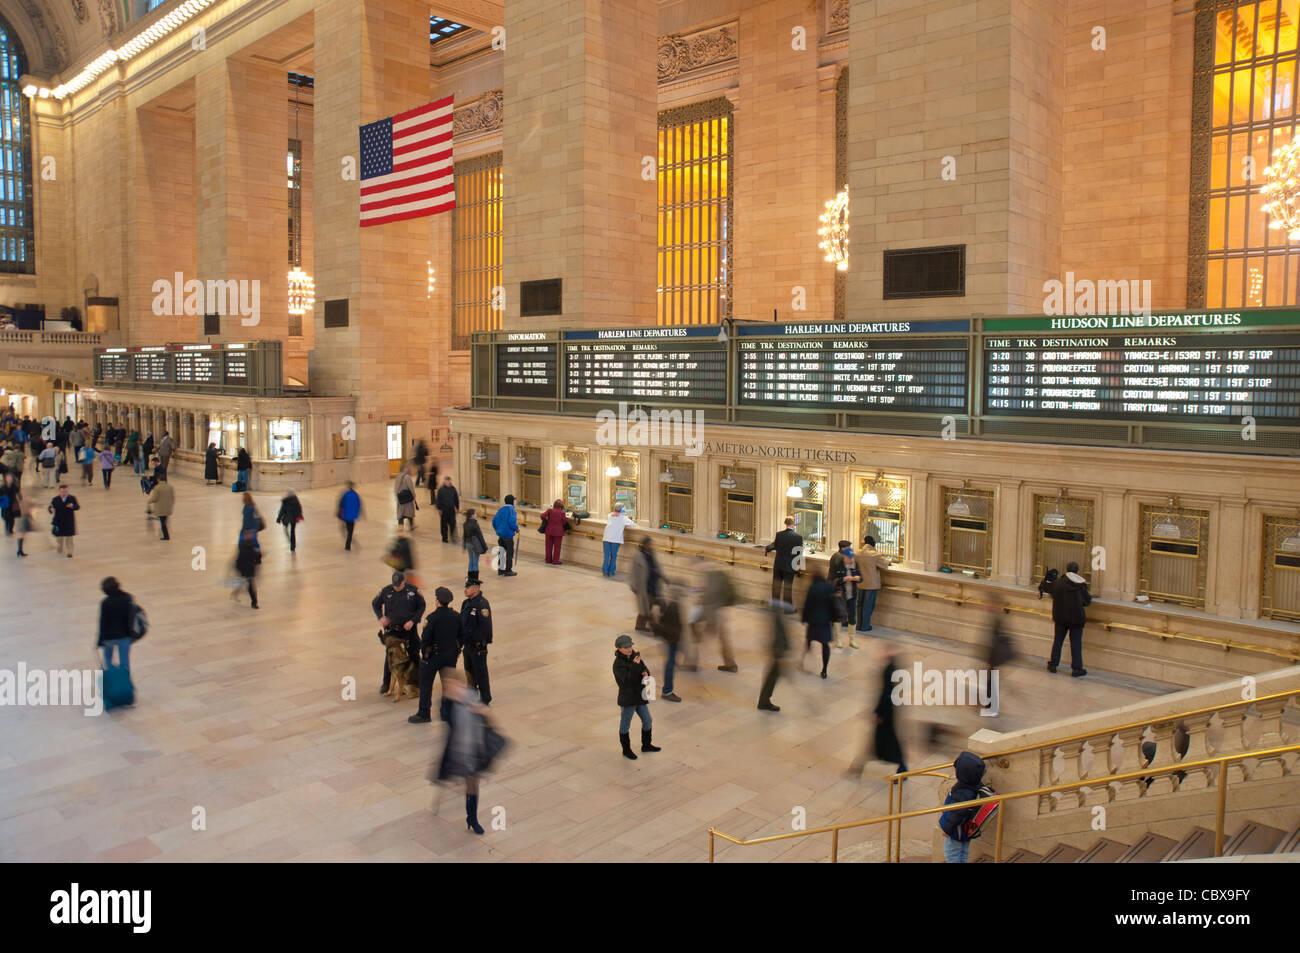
[195,56,289,346]
[502,0,658,331]
[310,0,435,481]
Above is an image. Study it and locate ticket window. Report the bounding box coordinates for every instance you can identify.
[1262,516,1300,622]
[1139,504,1209,610]
[608,452,640,520]
[561,449,588,512]
[941,486,995,575]
[786,471,828,553]
[517,446,542,507]
[267,419,304,462]
[478,442,500,501]
[208,418,224,452]
[386,423,406,476]
[660,462,695,533]
[1034,495,1094,586]
[720,466,757,542]
[859,476,907,560]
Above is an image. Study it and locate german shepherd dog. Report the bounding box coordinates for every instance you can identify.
[384,635,419,702]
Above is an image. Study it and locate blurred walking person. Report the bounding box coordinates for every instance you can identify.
[756,597,791,712]
[98,444,115,489]
[1,471,19,535]
[276,489,304,553]
[629,536,662,631]
[14,499,35,556]
[394,465,417,531]
[337,481,362,551]
[99,577,143,710]
[801,569,836,679]
[690,559,738,672]
[233,529,260,609]
[433,670,506,835]
[849,643,909,778]
[651,582,685,703]
[146,473,175,541]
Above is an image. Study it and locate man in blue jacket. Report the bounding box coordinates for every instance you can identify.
[337,481,362,551]
[491,494,518,576]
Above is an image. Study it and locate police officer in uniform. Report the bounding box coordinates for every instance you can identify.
[460,576,493,705]
[372,570,427,695]
[409,586,463,724]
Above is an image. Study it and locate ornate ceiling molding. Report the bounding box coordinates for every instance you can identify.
[657,23,736,84]
[16,0,68,70]
[453,88,502,137]
[96,0,116,37]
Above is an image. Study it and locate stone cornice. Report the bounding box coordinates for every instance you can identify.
[658,21,736,84]
[453,88,502,138]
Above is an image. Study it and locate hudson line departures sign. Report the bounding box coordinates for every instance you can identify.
[982,312,1300,422]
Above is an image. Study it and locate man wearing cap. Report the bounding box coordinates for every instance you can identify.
[372,570,427,695]
[613,634,661,759]
[460,576,494,704]
[409,586,463,724]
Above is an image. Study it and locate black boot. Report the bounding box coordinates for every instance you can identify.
[466,794,484,835]
[640,729,661,753]
[620,732,637,760]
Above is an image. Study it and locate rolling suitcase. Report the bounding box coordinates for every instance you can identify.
[102,664,134,710]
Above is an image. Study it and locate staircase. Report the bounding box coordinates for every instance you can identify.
[973,823,1298,862]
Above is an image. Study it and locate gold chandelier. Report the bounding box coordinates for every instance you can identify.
[1261,141,1300,240]
[287,267,315,316]
[818,187,849,271]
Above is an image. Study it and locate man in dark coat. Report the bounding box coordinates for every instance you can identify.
[275,490,304,553]
[435,476,460,543]
[410,586,463,724]
[48,484,80,557]
[1048,561,1092,677]
[764,517,803,605]
[372,571,426,694]
[460,577,493,704]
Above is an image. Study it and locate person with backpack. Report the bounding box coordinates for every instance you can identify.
[463,508,487,578]
[939,751,993,863]
[1048,561,1091,677]
[337,481,362,551]
[99,577,144,709]
[613,633,661,760]
[276,489,304,553]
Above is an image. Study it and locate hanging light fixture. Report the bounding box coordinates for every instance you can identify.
[427,261,436,299]
[786,470,806,499]
[286,81,314,317]
[287,267,315,316]
[1042,488,1068,528]
[860,471,882,507]
[1152,497,1182,540]
[605,451,622,478]
[1261,141,1300,240]
[947,481,972,517]
[817,187,849,271]
[557,446,573,472]
[472,442,487,461]
[512,448,527,466]
[719,463,737,490]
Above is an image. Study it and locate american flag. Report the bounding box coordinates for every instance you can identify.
[359,95,455,227]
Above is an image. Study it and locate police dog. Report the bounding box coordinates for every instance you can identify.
[384,635,419,702]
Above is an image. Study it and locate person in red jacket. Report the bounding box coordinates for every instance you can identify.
[540,499,570,565]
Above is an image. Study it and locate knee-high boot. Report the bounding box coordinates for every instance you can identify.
[640,729,661,753]
[465,794,484,835]
[620,732,637,760]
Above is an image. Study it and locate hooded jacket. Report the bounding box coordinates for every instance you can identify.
[939,751,987,842]
[1050,571,1092,628]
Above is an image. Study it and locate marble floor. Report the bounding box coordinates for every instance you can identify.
[0,463,1173,862]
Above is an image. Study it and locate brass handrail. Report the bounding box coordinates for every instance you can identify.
[883,584,1300,663]
[884,686,1300,861]
[708,742,1300,863]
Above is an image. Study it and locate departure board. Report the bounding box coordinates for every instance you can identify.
[224,350,249,384]
[564,327,727,403]
[982,332,1300,422]
[97,352,130,381]
[173,348,220,385]
[736,321,970,412]
[497,342,557,398]
[133,349,168,383]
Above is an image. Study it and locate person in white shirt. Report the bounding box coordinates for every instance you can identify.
[602,503,636,577]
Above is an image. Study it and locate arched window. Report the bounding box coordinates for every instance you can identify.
[0,17,33,275]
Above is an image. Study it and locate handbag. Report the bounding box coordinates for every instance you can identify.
[641,674,658,702]
[832,594,849,623]
[396,488,414,506]
[471,533,488,556]
[476,715,509,774]
[255,514,266,532]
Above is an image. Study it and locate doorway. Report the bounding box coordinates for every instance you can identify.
[386,423,406,476]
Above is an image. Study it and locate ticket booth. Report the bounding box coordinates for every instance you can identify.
[1139,502,1209,609]
[858,473,907,559]
[785,469,828,554]
[608,451,639,519]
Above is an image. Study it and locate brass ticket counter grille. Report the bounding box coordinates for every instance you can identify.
[475,441,500,502]
[1033,492,1095,586]
[720,464,757,543]
[1261,515,1300,622]
[608,451,640,519]
[1139,500,1209,610]
[660,460,695,533]
[858,473,907,560]
[786,469,828,554]
[515,446,541,507]
[942,484,994,575]
[559,448,588,511]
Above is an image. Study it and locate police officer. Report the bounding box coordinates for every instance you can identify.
[460,576,493,705]
[409,586,462,724]
[372,570,426,695]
